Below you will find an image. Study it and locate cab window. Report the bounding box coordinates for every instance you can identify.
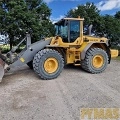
[70,20,80,43]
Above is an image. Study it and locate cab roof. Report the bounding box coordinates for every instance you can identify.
[54,17,84,25]
[64,17,84,21]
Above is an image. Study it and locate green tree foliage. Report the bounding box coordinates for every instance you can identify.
[102,15,120,45]
[115,11,120,19]
[66,2,101,28]
[0,0,55,49]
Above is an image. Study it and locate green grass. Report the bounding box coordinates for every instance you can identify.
[116,56,120,61]
[113,56,120,61]
[0,44,25,53]
[0,44,10,53]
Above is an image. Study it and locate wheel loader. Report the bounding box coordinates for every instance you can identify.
[0,17,118,81]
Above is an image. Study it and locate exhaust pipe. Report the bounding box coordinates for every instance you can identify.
[88,24,93,36]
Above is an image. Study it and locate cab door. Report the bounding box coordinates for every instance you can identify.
[69,20,80,43]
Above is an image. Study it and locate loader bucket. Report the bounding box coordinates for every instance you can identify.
[0,58,5,82]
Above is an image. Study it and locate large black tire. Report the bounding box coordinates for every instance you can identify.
[27,61,33,69]
[33,49,64,80]
[81,48,108,74]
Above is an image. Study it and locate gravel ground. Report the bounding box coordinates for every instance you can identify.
[0,60,120,120]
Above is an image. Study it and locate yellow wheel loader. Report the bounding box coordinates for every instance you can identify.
[0,17,118,81]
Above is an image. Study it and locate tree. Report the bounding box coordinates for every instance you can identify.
[115,11,120,19]
[102,15,120,44]
[0,0,55,49]
[66,2,101,27]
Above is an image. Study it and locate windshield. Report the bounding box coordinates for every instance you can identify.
[55,19,80,43]
[55,20,68,38]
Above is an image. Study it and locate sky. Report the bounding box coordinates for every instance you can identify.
[43,0,120,22]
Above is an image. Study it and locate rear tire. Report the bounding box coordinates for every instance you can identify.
[81,48,108,73]
[33,49,64,80]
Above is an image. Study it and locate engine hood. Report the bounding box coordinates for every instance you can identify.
[83,35,108,43]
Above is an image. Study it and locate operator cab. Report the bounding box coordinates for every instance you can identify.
[55,17,84,43]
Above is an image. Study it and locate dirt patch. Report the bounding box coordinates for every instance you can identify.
[0,60,120,120]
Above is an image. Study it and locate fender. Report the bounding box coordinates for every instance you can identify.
[81,43,93,60]
[81,43,111,63]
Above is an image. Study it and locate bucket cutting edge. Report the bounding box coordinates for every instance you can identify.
[0,58,5,82]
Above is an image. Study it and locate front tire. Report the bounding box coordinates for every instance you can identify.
[33,49,64,80]
[81,48,108,73]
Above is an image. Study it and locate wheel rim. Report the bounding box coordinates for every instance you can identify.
[44,58,58,73]
[92,55,104,68]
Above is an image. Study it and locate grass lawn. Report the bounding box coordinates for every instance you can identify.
[0,44,24,53]
[113,56,120,61]
[0,44,10,53]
